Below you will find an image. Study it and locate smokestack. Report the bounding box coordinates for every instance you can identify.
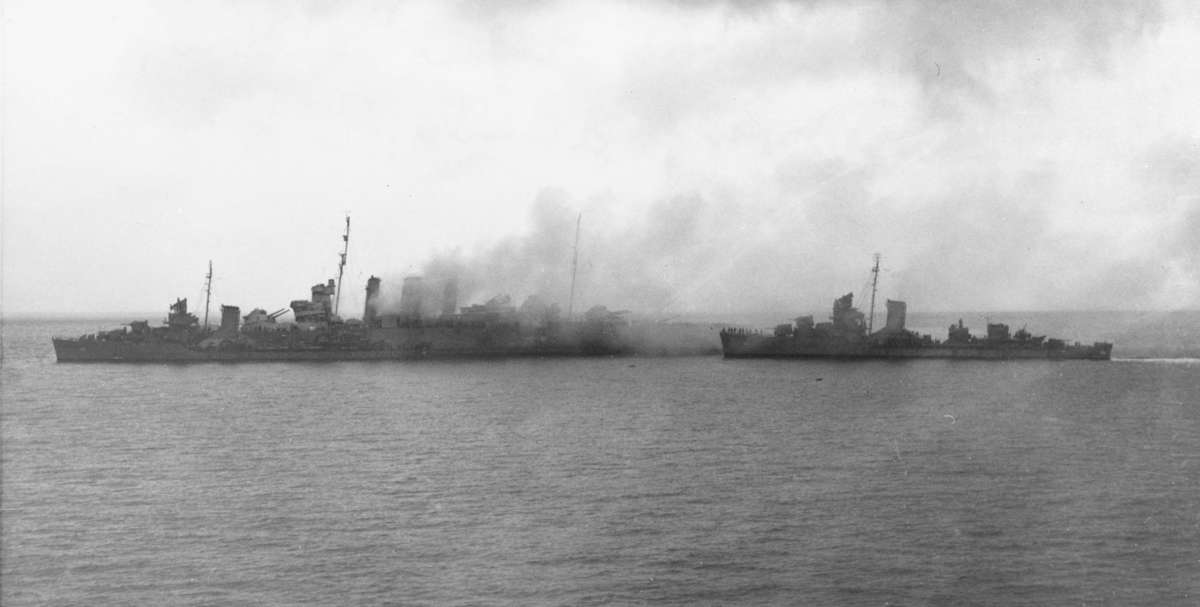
[400,276,424,321]
[885,300,906,332]
[220,305,240,334]
[442,279,458,317]
[364,276,381,326]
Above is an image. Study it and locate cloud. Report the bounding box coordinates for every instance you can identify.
[3,0,1197,317]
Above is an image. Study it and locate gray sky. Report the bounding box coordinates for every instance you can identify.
[4,0,1199,318]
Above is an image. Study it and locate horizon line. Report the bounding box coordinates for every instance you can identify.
[6,308,1200,323]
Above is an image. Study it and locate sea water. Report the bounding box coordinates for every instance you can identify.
[3,318,1198,605]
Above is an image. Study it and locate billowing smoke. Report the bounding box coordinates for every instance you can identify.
[364,189,727,317]
[370,142,1199,320]
[7,0,1196,318]
[356,1,1199,319]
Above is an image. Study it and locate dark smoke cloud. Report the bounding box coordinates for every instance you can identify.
[387,189,732,317]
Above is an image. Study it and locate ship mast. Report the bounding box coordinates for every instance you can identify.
[203,260,213,329]
[334,214,350,316]
[867,253,880,334]
[567,212,581,320]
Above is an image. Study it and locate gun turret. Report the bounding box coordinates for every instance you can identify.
[268,308,289,320]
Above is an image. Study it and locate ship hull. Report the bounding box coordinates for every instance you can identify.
[51,313,731,363]
[51,336,632,363]
[720,334,1112,361]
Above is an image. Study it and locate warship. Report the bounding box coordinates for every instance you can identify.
[51,282,642,363]
[720,255,1113,361]
[52,218,718,362]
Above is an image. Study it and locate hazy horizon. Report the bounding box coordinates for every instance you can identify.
[8,306,1200,324]
[4,1,1198,317]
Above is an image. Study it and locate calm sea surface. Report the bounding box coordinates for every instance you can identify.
[3,318,1199,605]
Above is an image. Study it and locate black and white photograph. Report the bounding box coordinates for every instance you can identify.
[2,0,1198,604]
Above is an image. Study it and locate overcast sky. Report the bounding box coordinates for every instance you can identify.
[4,0,1199,319]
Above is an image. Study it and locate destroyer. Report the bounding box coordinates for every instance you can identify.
[720,256,1112,361]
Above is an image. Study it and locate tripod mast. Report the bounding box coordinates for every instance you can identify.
[867,253,880,334]
[334,215,350,316]
[203,260,213,329]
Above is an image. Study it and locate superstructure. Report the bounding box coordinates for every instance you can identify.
[720,256,1113,361]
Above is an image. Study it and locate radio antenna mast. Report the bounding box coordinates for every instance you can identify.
[567,213,581,320]
[334,214,350,316]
